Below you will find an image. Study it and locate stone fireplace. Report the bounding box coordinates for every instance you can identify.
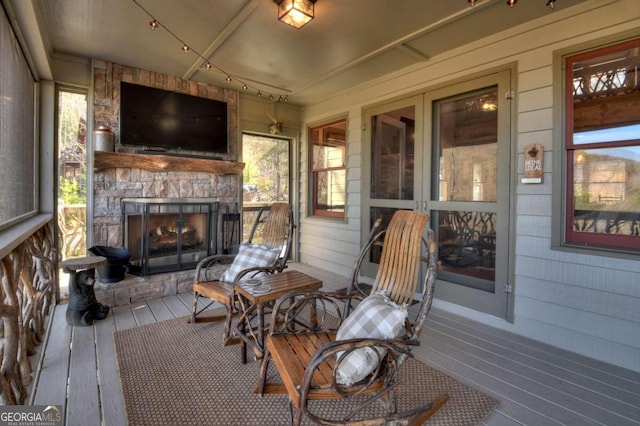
[91,60,240,249]
[91,60,242,306]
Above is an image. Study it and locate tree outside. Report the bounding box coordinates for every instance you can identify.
[57,89,88,260]
[242,134,290,205]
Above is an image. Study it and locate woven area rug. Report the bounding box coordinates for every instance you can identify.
[114,317,498,425]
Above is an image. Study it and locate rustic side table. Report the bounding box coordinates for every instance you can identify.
[233,270,323,363]
[61,256,110,326]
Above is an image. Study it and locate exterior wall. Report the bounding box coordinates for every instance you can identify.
[299,108,363,278]
[298,0,640,372]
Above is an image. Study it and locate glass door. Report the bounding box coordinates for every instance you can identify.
[362,95,423,274]
[241,133,291,241]
[56,86,88,298]
[427,70,513,319]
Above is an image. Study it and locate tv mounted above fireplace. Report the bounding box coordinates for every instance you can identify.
[119,82,228,154]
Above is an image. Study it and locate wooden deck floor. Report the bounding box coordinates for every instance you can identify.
[30,263,640,426]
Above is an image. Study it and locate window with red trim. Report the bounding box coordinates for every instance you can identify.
[310,119,346,218]
[565,38,640,252]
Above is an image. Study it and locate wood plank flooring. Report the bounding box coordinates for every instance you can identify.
[30,263,640,425]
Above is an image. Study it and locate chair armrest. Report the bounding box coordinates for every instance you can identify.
[300,337,416,399]
[232,264,285,282]
[194,254,235,282]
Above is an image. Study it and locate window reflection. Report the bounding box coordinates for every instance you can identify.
[572,147,640,235]
[370,106,415,200]
[567,38,640,249]
[435,88,498,202]
[435,210,496,288]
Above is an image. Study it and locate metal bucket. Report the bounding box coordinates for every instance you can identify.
[94,126,115,152]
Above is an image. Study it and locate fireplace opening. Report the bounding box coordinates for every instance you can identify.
[122,198,219,275]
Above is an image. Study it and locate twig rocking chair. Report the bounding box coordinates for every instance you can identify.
[191,202,294,342]
[257,210,448,425]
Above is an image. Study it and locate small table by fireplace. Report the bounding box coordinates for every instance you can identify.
[233,271,323,364]
[122,198,219,275]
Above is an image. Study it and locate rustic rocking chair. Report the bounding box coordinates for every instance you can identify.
[257,210,448,426]
[191,202,294,342]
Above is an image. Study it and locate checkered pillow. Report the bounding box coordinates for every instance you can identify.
[335,291,408,386]
[222,244,281,283]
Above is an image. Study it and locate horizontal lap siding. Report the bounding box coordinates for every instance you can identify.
[297,0,640,372]
[512,2,640,372]
[298,115,363,279]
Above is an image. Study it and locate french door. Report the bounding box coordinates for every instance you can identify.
[362,95,424,276]
[427,70,513,320]
[363,70,513,319]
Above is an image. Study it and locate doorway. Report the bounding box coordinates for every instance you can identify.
[241,133,291,241]
[363,70,514,320]
[56,86,88,297]
[56,87,88,260]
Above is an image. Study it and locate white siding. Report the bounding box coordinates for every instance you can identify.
[297,0,640,372]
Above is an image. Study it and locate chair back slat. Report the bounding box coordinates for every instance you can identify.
[246,202,294,272]
[260,202,291,249]
[371,210,429,305]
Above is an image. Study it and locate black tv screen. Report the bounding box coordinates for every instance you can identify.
[119,82,228,154]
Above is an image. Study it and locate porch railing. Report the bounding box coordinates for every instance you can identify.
[58,204,86,258]
[574,209,640,235]
[0,221,57,404]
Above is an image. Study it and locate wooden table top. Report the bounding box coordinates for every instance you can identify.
[234,270,322,303]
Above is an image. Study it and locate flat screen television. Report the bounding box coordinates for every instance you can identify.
[119,82,228,154]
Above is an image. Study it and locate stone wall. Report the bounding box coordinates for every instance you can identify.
[92,60,240,248]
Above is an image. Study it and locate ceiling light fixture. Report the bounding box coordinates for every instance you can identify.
[546,0,556,8]
[506,0,517,7]
[274,0,317,29]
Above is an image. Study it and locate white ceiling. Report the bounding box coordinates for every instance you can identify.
[32,0,586,105]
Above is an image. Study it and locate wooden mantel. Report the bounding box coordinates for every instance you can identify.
[94,151,244,175]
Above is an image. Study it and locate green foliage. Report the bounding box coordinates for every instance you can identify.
[59,173,86,205]
[243,135,290,202]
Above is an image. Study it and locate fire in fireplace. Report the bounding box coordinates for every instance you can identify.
[122,198,219,275]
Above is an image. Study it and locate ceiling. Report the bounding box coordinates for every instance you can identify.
[32,0,586,105]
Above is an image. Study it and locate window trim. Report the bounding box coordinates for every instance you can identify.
[552,30,640,259]
[308,118,347,219]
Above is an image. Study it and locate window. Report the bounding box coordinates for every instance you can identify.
[564,38,640,252]
[0,6,37,230]
[310,119,346,218]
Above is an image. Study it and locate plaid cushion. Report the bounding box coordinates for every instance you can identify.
[335,291,408,386]
[222,244,280,283]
